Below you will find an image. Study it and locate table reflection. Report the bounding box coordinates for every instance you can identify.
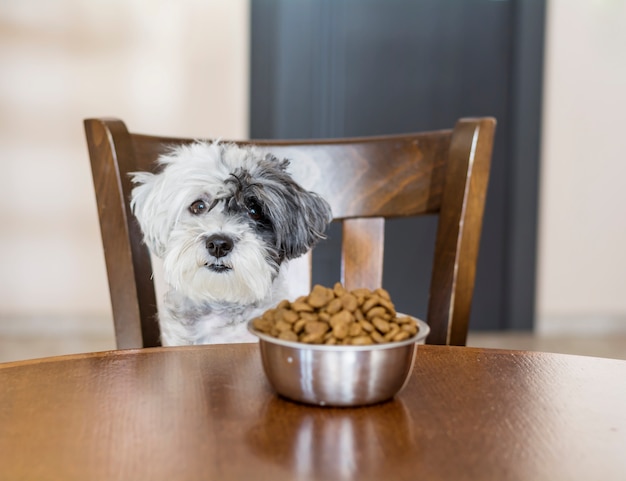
[247,396,417,479]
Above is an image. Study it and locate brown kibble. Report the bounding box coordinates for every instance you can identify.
[277,299,291,309]
[351,336,374,346]
[392,330,411,342]
[333,282,348,297]
[379,297,396,314]
[361,295,381,313]
[341,294,358,312]
[300,332,325,344]
[292,301,314,312]
[308,284,334,308]
[274,308,287,321]
[332,322,349,340]
[329,309,353,327]
[371,331,386,343]
[278,330,298,341]
[374,288,391,300]
[359,320,375,332]
[304,321,329,336]
[401,323,418,336]
[294,319,307,334]
[352,288,371,298]
[299,311,318,322]
[253,317,273,333]
[372,317,391,334]
[384,323,401,342]
[283,309,300,323]
[348,322,363,337]
[318,312,331,323]
[274,320,293,332]
[366,306,388,321]
[326,297,343,314]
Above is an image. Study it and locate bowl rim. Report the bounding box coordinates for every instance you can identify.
[247,314,430,352]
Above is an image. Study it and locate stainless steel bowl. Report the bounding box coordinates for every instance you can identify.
[248,316,429,407]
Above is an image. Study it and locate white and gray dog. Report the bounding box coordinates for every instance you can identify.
[131,141,332,346]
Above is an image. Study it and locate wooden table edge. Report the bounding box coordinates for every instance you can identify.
[2,343,623,370]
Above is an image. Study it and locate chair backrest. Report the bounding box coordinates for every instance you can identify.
[84,117,495,349]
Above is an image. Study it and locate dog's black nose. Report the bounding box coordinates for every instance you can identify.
[205,234,233,259]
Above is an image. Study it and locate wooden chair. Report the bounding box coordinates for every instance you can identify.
[84,117,495,349]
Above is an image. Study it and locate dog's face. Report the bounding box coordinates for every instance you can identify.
[131,142,332,305]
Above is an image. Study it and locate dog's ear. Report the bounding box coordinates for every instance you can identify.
[242,154,332,260]
[279,188,332,260]
[249,162,332,259]
[130,171,172,258]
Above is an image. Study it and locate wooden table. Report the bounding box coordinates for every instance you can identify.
[1,344,625,481]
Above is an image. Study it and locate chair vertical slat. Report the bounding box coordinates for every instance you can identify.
[341,218,385,291]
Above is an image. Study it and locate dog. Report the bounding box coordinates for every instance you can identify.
[130,141,332,346]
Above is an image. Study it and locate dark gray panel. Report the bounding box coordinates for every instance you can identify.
[251,0,544,331]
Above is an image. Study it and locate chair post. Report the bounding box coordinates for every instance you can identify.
[84,118,161,348]
[427,118,496,345]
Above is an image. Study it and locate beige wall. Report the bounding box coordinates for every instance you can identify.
[0,0,249,320]
[2,0,625,335]
[537,0,626,334]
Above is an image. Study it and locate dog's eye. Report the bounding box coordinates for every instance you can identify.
[189,200,208,215]
[246,201,263,221]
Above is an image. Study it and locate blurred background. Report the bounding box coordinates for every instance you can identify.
[1,0,625,361]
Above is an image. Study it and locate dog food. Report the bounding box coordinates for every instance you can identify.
[252,283,419,345]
